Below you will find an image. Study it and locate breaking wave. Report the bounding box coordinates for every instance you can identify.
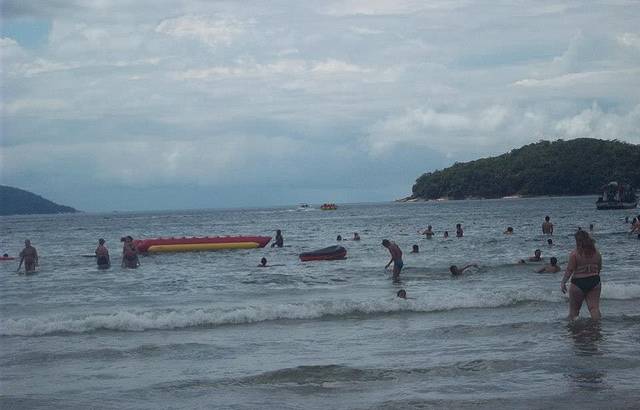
[2,283,638,337]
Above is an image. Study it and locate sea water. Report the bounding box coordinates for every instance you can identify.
[1,197,639,409]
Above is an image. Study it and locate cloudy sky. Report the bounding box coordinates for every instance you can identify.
[1,0,639,211]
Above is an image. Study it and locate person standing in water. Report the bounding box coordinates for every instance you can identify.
[542,216,554,235]
[271,230,284,248]
[456,224,464,237]
[561,230,602,320]
[121,236,140,269]
[421,225,434,238]
[95,238,110,269]
[17,239,38,273]
[382,239,403,281]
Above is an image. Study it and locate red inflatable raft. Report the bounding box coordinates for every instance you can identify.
[0,256,16,261]
[299,245,347,262]
[134,236,271,253]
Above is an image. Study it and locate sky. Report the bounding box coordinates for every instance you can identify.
[1,0,639,212]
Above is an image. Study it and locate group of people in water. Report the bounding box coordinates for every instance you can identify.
[7,213,638,321]
[392,214,638,321]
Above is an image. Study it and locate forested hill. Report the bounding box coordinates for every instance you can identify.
[0,185,78,216]
[410,139,640,200]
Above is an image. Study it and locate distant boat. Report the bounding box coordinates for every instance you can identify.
[320,203,337,210]
[596,182,638,210]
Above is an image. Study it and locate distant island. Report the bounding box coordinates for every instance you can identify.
[407,138,640,201]
[0,185,78,216]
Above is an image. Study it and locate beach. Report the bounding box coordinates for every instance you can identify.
[1,196,639,409]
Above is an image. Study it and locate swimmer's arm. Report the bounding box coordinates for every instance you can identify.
[459,264,478,273]
[536,266,546,273]
[34,249,38,266]
[16,256,24,272]
[597,252,602,273]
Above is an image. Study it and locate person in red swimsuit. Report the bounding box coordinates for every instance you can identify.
[561,230,602,320]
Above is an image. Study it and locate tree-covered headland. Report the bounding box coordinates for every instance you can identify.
[410,139,640,200]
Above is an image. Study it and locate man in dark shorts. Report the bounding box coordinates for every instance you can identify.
[382,239,403,280]
[18,240,39,273]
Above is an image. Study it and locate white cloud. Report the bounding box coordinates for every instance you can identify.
[617,32,640,48]
[320,0,466,16]
[174,59,372,80]
[155,15,247,47]
[555,103,640,141]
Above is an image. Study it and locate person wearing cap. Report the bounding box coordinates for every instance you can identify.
[382,239,403,280]
[95,238,110,269]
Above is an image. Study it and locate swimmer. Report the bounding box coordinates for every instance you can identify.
[542,216,554,235]
[258,257,268,267]
[271,230,284,248]
[3,253,8,258]
[121,236,140,269]
[589,223,594,232]
[421,225,434,238]
[95,238,110,269]
[382,239,403,281]
[504,227,514,235]
[397,289,407,299]
[17,240,38,273]
[337,235,342,241]
[444,231,449,239]
[353,232,361,241]
[547,238,553,246]
[450,264,478,276]
[410,244,419,253]
[537,257,561,273]
[528,249,543,262]
[456,223,463,237]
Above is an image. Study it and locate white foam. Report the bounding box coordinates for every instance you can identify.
[601,282,640,300]
[1,284,637,336]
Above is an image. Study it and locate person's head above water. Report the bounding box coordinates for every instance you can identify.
[24,239,31,246]
[397,289,407,299]
[412,244,419,253]
[534,249,542,257]
[98,238,105,245]
[382,239,390,247]
[550,257,558,266]
[3,253,8,257]
[260,257,267,266]
[505,227,514,233]
[276,229,281,235]
[337,235,342,241]
[545,216,550,222]
[449,265,459,275]
[547,238,553,245]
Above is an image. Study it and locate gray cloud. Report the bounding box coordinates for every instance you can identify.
[1,1,639,211]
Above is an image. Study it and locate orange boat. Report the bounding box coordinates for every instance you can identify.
[134,236,271,253]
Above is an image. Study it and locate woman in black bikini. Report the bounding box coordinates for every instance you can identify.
[561,230,602,320]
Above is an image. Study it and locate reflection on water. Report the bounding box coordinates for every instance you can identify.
[566,319,609,391]
[568,320,603,357]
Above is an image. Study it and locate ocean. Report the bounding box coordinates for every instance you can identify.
[1,197,639,409]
